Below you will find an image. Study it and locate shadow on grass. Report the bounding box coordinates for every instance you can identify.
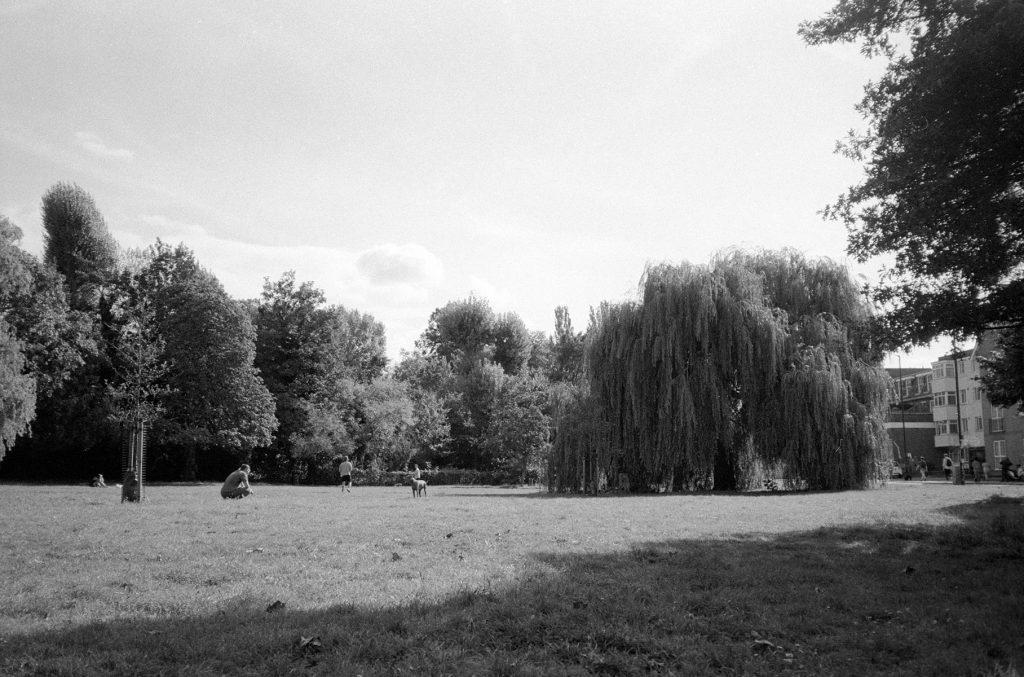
[4,498,1023,676]
[447,488,854,500]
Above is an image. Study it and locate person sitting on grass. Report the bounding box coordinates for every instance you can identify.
[221,464,253,499]
[90,474,106,487]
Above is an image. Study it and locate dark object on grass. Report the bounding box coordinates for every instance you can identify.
[266,600,285,612]
[121,470,140,503]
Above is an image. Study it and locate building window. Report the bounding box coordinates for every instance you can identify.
[973,387,981,400]
[946,363,956,378]
[960,389,967,403]
[934,393,944,407]
[993,440,1006,460]
[933,365,944,379]
[958,360,965,374]
[975,416,983,432]
[948,420,959,435]
[992,407,1005,433]
[962,418,968,434]
[919,375,931,393]
[935,421,946,435]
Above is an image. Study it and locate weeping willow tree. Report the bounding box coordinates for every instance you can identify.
[549,249,890,493]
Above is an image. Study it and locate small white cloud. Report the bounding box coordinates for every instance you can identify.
[356,243,444,286]
[76,132,135,161]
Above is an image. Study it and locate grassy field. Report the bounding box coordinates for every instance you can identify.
[1,481,1023,676]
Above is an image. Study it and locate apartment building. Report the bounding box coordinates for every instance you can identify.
[885,336,1024,472]
[930,348,987,467]
[885,367,936,466]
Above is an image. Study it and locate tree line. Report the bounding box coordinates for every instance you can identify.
[5,0,1021,491]
[0,183,586,484]
[2,183,892,492]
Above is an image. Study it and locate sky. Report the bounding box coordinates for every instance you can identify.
[0,0,951,367]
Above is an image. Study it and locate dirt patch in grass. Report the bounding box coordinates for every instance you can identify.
[1,483,1022,675]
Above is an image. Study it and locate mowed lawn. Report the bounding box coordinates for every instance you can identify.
[1,481,1023,676]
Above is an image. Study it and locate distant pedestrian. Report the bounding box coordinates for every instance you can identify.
[918,457,928,481]
[338,456,353,493]
[413,464,421,480]
[942,454,953,481]
[1000,457,1013,482]
[221,464,253,499]
[972,458,984,483]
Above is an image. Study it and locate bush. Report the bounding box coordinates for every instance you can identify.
[347,466,539,487]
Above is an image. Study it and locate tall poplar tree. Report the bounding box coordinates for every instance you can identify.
[41,183,118,311]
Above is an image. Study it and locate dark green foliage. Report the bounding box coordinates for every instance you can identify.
[0,217,37,455]
[419,294,495,366]
[252,271,336,478]
[105,290,169,427]
[800,0,1024,350]
[0,318,34,456]
[41,183,118,311]
[252,271,399,480]
[327,306,387,383]
[547,305,585,382]
[446,360,504,469]
[145,244,277,477]
[392,350,455,467]
[3,197,117,479]
[492,312,532,376]
[3,254,95,401]
[480,373,550,482]
[551,250,890,493]
[978,327,1024,406]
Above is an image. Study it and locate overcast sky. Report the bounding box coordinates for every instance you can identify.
[0,1,948,367]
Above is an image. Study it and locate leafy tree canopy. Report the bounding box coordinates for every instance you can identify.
[41,183,118,310]
[419,295,495,367]
[492,312,532,376]
[800,0,1024,349]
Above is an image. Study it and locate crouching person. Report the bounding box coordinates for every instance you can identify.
[221,464,253,499]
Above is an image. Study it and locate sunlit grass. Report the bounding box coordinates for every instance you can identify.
[1,482,1023,675]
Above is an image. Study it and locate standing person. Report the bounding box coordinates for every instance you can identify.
[221,464,253,499]
[918,456,928,481]
[413,464,421,480]
[338,456,353,493]
[1000,456,1013,482]
[972,457,984,483]
[942,454,954,481]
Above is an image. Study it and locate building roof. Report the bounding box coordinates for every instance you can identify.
[885,367,931,379]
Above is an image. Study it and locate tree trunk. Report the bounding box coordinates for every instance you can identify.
[713,442,738,491]
[183,446,198,482]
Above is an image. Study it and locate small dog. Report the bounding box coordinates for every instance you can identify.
[411,478,427,497]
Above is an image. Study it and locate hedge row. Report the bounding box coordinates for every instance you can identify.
[350,467,539,487]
